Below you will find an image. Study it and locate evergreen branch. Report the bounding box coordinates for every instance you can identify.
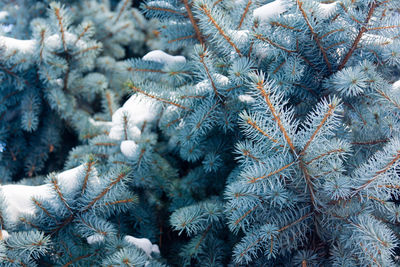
[50,176,72,212]
[197,4,242,56]
[62,253,95,267]
[247,161,296,183]
[301,102,337,154]
[81,160,95,195]
[82,171,129,212]
[254,33,297,53]
[305,148,345,165]
[182,0,204,45]
[320,28,344,39]
[376,89,400,110]
[354,151,400,193]
[298,160,318,208]
[32,198,58,222]
[351,139,389,146]
[167,34,196,43]
[193,224,212,253]
[74,23,92,45]
[234,203,259,226]
[338,1,378,70]
[114,0,130,23]
[255,81,296,153]
[53,6,67,52]
[270,22,302,32]
[277,211,313,232]
[72,45,101,56]
[199,52,219,98]
[128,83,192,110]
[238,212,313,258]
[144,5,187,17]
[368,25,400,31]
[297,0,332,73]
[237,0,252,30]
[240,149,263,164]
[103,198,136,206]
[105,91,114,118]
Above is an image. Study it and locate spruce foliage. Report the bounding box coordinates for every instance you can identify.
[1,0,400,266]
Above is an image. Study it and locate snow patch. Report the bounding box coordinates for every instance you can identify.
[318,2,338,19]
[87,234,105,244]
[143,50,186,66]
[393,80,400,91]
[0,11,9,21]
[0,36,36,55]
[124,235,160,257]
[120,140,140,160]
[57,164,86,194]
[0,184,53,224]
[253,0,287,21]
[0,230,9,240]
[238,94,255,104]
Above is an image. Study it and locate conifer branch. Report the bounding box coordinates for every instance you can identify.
[114,0,130,23]
[338,1,378,70]
[354,151,400,193]
[255,81,296,153]
[128,83,192,110]
[197,4,242,56]
[376,89,400,110]
[50,176,72,212]
[81,160,95,195]
[237,0,252,30]
[144,5,187,17]
[247,161,295,183]
[305,148,345,165]
[301,103,337,154]
[32,198,58,222]
[297,0,332,73]
[182,0,204,45]
[82,171,129,212]
[254,34,297,53]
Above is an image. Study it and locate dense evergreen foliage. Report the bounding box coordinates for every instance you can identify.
[1,0,400,266]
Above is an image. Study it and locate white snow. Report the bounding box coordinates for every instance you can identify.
[87,233,105,244]
[0,184,53,224]
[0,11,8,21]
[238,94,255,104]
[0,36,36,55]
[124,235,160,257]
[318,2,338,18]
[142,50,186,66]
[253,0,287,21]
[57,164,86,194]
[0,164,97,225]
[123,95,161,125]
[120,140,140,160]
[393,80,400,91]
[0,230,9,240]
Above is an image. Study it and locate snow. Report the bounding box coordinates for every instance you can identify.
[124,235,160,257]
[87,233,105,244]
[238,94,255,104]
[0,11,8,21]
[143,50,186,66]
[120,140,140,160]
[0,164,97,225]
[57,164,86,194]
[0,230,9,240]
[0,184,53,224]
[393,80,400,91]
[0,36,36,55]
[253,0,287,21]
[318,2,338,18]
